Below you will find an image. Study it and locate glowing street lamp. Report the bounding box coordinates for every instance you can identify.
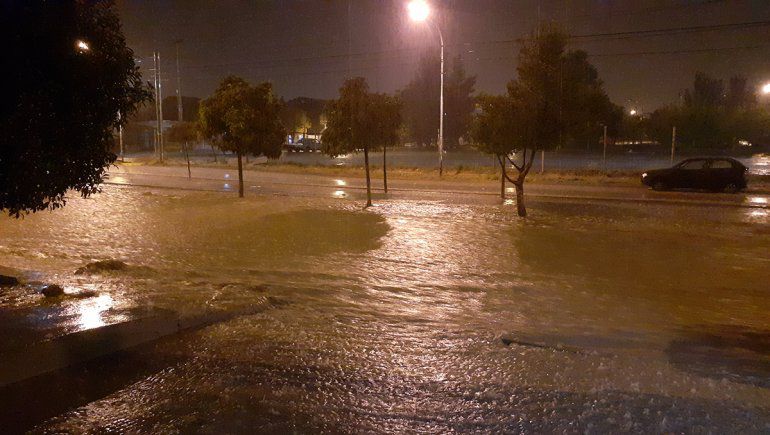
[407,1,446,176]
[629,109,638,116]
[75,39,90,52]
[762,82,770,95]
[407,0,430,22]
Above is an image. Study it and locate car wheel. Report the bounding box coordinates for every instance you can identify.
[652,181,668,191]
[723,183,740,194]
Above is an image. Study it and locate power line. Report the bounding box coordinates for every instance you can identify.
[571,20,770,41]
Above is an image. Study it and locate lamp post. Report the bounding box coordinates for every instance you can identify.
[408,0,445,176]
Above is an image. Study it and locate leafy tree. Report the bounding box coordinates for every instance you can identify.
[401,53,476,148]
[322,78,400,207]
[473,26,595,217]
[372,94,402,194]
[167,122,198,178]
[470,95,517,200]
[1,0,151,217]
[281,106,312,135]
[647,72,770,149]
[559,50,622,149]
[199,76,286,197]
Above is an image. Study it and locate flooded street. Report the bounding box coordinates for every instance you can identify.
[1,185,769,432]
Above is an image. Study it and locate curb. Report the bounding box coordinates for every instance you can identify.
[0,303,269,387]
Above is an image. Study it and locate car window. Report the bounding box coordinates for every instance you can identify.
[710,160,733,169]
[680,160,707,170]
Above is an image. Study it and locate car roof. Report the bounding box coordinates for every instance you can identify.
[679,157,744,167]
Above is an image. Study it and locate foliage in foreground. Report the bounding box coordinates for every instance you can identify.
[0,0,151,217]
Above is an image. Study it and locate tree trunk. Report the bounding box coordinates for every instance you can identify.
[364,146,372,207]
[184,141,191,179]
[514,181,526,217]
[499,157,506,199]
[237,152,244,198]
[383,145,388,194]
[211,143,218,163]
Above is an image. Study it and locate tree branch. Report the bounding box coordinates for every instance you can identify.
[506,154,523,172]
[522,147,537,178]
[497,154,518,184]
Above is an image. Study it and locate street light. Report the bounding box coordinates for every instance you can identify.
[762,82,770,95]
[629,109,638,116]
[75,39,90,52]
[407,0,430,21]
[407,0,445,176]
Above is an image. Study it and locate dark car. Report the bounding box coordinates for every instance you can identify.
[641,157,748,193]
[285,138,321,152]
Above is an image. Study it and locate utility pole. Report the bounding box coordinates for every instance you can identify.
[118,110,124,162]
[602,124,608,172]
[175,41,183,123]
[153,50,164,163]
[175,40,190,177]
[438,25,445,177]
[671,126,676,165]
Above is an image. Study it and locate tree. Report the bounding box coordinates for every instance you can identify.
[322,78,400,207]
[198,76,286,197]
[472,26,585,217]
[646,72,770,149]
[470,95,517,200]
[167,122,198,178]
[401,53,476,148]
[1,0,151,218]
[559,50,622,149]
[372,94,402,194]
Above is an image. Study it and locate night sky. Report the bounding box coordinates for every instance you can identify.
[117,0,770,111]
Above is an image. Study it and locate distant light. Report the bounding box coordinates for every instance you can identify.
[762,82,770,95]
[76,39,90,52]
[335,179,347,186]
[407,0,430,22]
[629,109,638,116]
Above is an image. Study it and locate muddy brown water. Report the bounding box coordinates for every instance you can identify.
[0,185,768,432]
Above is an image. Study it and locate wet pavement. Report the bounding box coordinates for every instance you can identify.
[0,179,768,432]
[107,163,770,209]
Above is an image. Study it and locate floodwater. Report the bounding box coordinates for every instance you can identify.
[1,185,769,432]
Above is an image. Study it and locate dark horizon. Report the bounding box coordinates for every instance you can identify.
[118,0,770,112]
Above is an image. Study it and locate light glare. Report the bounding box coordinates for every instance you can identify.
[762,82,770,95]
[408,0,430,22]
[76,39,90,52]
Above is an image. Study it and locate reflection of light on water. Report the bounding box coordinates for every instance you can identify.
[224,173,231,179]
[743,208,769,223]
[335,179,347,186]
[223,183,232,190]
[333,190,347,199]
[746,196,768,205]
[504,199,515,206]
[505,187,515,193]
[77,294,115,330]
[110,175,128,184]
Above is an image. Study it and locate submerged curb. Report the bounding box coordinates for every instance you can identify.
[0,303,269,387]
[105,178,769,210]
